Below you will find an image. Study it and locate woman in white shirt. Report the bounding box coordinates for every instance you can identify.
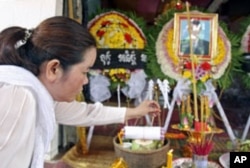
[0,16,160,168]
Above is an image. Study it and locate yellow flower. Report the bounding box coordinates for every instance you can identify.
[200,74,210,82]
[163,28,227,79]
[212,36,226,65]
[111,76,117,82]
[165,29,179,65]
[109,69,115,76]
[183,71,192,78]
[118,68,126,74]
[106,68,131,84]
[89,12,146,49]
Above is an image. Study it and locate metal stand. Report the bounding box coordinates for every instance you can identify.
[211,88,237,143]
[241,114,250,141]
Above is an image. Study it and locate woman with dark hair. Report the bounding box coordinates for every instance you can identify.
[0,16,160,168]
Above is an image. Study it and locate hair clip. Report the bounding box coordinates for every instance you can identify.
[15,29,32,49]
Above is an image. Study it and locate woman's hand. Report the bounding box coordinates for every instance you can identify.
[125,100,161,120]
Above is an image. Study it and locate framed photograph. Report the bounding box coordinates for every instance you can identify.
[173,12,218,61]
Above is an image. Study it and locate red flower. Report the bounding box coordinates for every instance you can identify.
[101,20,111,27]
[124,33,133,44]
[184,62,196,70]
[97,30,105,37]
[200,62,211,71]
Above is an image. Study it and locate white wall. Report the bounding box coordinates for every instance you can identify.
[0,0,63,31]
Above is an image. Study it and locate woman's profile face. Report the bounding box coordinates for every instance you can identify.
[39,47,97,102]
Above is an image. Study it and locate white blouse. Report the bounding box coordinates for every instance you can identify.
[0,83,126,168]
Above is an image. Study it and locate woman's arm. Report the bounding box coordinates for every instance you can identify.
[54,100,160,126]
[54,101,126,126]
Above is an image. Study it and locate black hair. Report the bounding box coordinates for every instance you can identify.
[0,16,96,76]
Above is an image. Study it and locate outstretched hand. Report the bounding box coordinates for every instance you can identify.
[136,100,161,117]
[125,100,161,120]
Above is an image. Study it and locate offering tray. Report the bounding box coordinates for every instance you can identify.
[171,124,224,134]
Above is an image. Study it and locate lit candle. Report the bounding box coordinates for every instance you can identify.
[167,149,173,168]
[118,131,124,145]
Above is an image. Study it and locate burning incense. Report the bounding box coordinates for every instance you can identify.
[189,135,214,155]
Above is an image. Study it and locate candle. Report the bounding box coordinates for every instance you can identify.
[201,96,204,123]
[167,149,173,168]
[118,131,124,145]
[187,95,191,113]
[205,96,210,119]
[181,96,185,114]
[117,83,121,107]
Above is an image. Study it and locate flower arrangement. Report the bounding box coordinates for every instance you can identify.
[88,10,147,94]
[88,11,146,49]
[103,68,131,91]
[145,8,242,91]
[182,61,212,94]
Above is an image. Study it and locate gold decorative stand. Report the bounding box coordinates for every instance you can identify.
[162,80,236,144]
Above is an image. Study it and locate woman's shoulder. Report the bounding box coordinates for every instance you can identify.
[0,82,37,125]
[0,82,36,166]
[0,82,36,102]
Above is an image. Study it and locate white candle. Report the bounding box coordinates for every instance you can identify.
[117,83,121,107]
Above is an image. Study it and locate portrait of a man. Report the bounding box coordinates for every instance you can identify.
[179,19,210,56]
